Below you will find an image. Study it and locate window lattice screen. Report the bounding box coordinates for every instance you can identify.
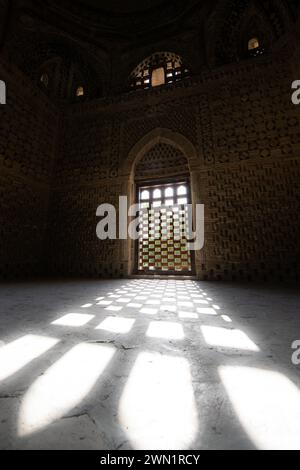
[138,182,192,273]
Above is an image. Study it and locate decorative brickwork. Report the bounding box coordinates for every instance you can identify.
[1,1,300,281]
[202,158,300,281]
[47,184,126,278]
[46,52,300,281]
[0,58,58,278]
[135,143,189,181]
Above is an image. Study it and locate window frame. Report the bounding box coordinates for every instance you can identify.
[130,53,190,91]
[134,176,196,276]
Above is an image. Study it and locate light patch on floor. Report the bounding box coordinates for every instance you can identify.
[118,352,198,450]
[178,310,198,319]
[0,335,59,382]
[201,326,259,351]
[197,307,217,316]
[219,366,300,450]
[52,313,94,327]
[146,321,185,340]
[0,279,299,450]
[18,343,115,436]
[96,317,136,334]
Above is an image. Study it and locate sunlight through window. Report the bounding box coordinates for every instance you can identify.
[96,317,136,334]
[147,322,184,340]
[197,307,217,316]
[178,311,198,320]
[118,352,198,450]
[221,315,232,323]
[18,343,115,437]
[105,305,123,312]
[0,335,59,382]
[248,37,259,51]
[201,326,259,351]
[140,308,158,315]
[97,300,113,306]
[219,366,300,450]
[152,67,165,87]
[52,313,94,327]
[76,86,84,97]
[116,298,132,304]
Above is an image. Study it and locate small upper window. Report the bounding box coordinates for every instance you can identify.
[130,52,190,91]
[248,37,260,51]
[76,86,84,97]
[247,37,265,58]
[152,67,165,87]
[141,190,150,201]
[153,189,162,199]
[177,185,187,196]
[40,73,49,88]
[165,187,174,198]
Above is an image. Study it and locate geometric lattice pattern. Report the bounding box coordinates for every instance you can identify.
[138,181,192,273]
[135,143,189,181]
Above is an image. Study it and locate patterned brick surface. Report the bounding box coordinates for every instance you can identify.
[0,1,300,280]
[0,60,58,278]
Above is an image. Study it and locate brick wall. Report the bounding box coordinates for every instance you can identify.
[1,30,300,281]
[0,57,59,278]
[45,47,300,281]
[0,0,9,47]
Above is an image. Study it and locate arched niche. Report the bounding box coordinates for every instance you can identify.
[121,128,201,277]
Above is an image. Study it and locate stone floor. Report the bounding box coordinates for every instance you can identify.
[0,278,300,450]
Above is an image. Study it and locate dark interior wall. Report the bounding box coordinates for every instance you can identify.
[199,56,300,281]
[46,44,300,281]
[0,57,59,279]
[47,114,126,278]
[1,0,300,281]
[0,0,10,47]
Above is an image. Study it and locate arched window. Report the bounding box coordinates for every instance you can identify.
[177,185,187,196]
[76,86,85,97]
[247,37,265,58]
[248,37,260,51]
[40,73,49,88]
[141,190,150,201]
[152,67,165,87]
[165,187,174,198]
[130,52,190,91]
[153,189,162,199]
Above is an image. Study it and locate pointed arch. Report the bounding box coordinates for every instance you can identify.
[121,128,200,277]
[122,128,198,180]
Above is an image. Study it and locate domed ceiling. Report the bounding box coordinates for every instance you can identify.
[29,0,204,38]
[80,0,168,14]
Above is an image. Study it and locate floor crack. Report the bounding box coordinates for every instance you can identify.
[63,410,97,427]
